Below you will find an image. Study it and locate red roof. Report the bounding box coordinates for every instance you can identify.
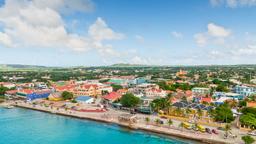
[5,90,17,94]
[201,97,212,103]
[103,92,121,101]
[18,89,33,94]
[80,84,98,89]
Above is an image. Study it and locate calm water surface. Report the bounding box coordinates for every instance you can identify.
[0,107,196,144]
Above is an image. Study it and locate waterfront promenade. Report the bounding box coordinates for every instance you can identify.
[3,101,246,144]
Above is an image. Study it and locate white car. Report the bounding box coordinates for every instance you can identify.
[248,130,256,136]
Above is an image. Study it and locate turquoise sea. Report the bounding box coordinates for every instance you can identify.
[0,107,195,144]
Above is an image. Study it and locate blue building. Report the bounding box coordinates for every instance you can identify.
[233,85,256,97]
[27,91,51,101]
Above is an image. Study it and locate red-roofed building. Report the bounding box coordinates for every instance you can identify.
[201,97,212,103]
[0,82,16,89]
[102,92,122,103]
[54,84,76,92]
[5,90,18,97]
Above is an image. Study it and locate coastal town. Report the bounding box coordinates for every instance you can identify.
[1,65,256,144]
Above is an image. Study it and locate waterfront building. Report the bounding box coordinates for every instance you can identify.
[102,92,122,103]
[75,96,94,104]
[16,89,51,101]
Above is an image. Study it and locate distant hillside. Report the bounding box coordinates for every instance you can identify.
[0,64,52,70]
[110,63,150,67]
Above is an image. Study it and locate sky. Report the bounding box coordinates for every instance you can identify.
[0,0,256,66]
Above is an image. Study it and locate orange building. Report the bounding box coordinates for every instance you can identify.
[73,84,102,97]
[247,101,256,108]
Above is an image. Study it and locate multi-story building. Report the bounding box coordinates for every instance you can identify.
[73,84,102,97]
[192,87,210,97]
[145,88,167,98]
[233,85,256,97]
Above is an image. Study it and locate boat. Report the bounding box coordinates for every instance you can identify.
[7,105,14,109]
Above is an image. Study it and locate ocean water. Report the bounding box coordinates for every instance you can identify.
[0,107,195,144]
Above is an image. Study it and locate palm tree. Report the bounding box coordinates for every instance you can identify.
[145,117,150,125]
[185,108,192,117]
[155,118,161,126]
[175,107,182,116]
[179,122,184,131]
[167,119,173,127]
[197,108,203,119]
[224,124,231,137]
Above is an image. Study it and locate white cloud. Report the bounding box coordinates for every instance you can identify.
[0,0,125,57]
[210,0,256,8]
[171,31,183,38]
[194,33,208,47]
[194,23,231,47]
[135,35,144,43]
[32,0,94,13]
[0,32,13,47]
[207,23,231,37]
[89,17,124,42]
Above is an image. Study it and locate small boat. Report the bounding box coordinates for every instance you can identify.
[3,105,14,109]
[7,105,14,109]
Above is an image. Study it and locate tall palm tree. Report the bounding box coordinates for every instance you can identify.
[167,119,173,127]
[145,117,150,125]
[175,107,182,116]
[155,118,161,126]
[224,124,231,137]
[185,108,192,117]
[197,108,203,119]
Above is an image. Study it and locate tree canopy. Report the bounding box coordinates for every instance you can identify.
[120,93,140,108]
[150,98,170,112]
[212,103,234,123]
[242,135,255,144]
[61,91,74,100]
[0,86,9,95]
[111,84,123,91]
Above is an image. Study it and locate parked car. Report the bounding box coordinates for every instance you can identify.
[212,129,218,134]
[206,128,212,134]
[248,130,256,136]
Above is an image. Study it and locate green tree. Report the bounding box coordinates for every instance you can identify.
[216,84,229,92]
[155,118,161,126]
[120,93,140,108]
[150,98,170,112]
[213,103,234,123]
[242,135,255,144]
[239,100,247,107]
[61,91,74,100]
[167,119,173,127]
[224,124,231,137]
[145,117,150,124]
[0,86,9,95]
[111,84,123,91]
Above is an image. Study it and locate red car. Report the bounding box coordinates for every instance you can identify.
[212,129,218,134]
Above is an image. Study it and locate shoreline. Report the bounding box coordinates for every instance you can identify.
[12,103,230,144]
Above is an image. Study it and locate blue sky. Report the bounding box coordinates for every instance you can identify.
[0,0,256,66]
